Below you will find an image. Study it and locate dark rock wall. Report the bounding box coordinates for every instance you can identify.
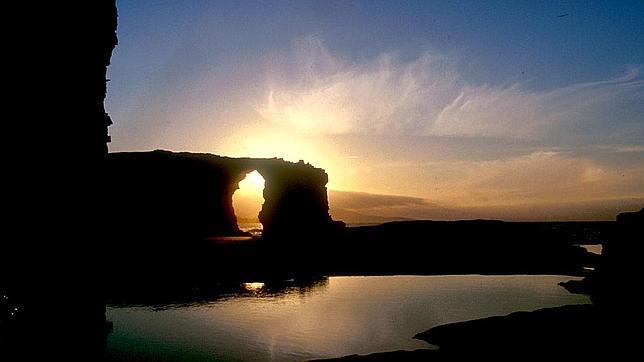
[90,1,118,158]
[592,207,642,308]
[254,159,336,238]
[68,0,118,159]
[106,150,340,241]
[562,206,642,311]
[2,1,118,358]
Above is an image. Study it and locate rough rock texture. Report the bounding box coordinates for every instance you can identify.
[106,150,342,241]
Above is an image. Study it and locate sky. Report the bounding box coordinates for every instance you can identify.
[107,0,644,221]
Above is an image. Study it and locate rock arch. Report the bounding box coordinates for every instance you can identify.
[231,170,265,234]
[105,150,342,241]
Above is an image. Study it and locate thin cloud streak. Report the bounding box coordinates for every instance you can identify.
[257,35,643,140]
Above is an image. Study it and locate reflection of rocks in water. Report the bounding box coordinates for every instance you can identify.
[242,277,329,297]
[107,277,329,309]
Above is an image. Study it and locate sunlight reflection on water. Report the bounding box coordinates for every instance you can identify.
[577,244,603,255]
[106,275,590,361]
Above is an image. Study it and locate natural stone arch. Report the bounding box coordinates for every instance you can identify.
[231,169,266,236]
[106,151,343,241]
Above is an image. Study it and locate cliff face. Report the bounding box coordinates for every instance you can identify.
[592,207,643,308]
[1,1,118,358]
[562,207,643,310]
[91,1,118,158]
[106,150,341,241]
[254,158,336,238]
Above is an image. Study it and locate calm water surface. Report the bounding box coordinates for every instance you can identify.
[578,244,603,255]
[107,275,589,361]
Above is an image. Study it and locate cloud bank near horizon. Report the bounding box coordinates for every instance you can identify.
[328,190,644,222]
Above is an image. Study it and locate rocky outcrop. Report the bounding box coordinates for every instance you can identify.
[105,150,342,241]
[414,305,601,356]
[315,305,609,361]
[88,1,118,158]
[1,1,118,359]
[579,207,642,308]
[326,220,595,276]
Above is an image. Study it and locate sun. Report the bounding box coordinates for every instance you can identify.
[235,170,265,197]
[220,127,353,191]
[232,170,265,222]
[234,132,322,164]
[242,170,265,191]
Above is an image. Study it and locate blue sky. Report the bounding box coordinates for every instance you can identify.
[107,0,644,220]
[112,0,643,89]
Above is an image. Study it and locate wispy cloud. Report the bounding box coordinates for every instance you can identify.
[432,67,643,138]
[258,35,643,140]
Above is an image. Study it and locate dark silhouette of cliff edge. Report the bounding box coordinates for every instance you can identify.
[103,150,346,288]
[105,150,600,283]
[106,150,342,241]
[2,1,118,359]
[100,150,599,291]
[327,219,598,276]
[561,207,642,308]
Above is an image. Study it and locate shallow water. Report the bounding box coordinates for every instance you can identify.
[106,275,589,361]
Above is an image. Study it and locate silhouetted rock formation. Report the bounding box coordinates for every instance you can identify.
[320,305,606,361]
[603,207,643,308]
[105,219,602,296]
[563,207,643,309]
[1,1,118,359]
[106,150,342,241]
[324,220,598,276]
[415,305,604,358]
[103,152,599,287]
[89,1,118,158]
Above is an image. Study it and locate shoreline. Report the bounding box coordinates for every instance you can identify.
[316,304,606,361]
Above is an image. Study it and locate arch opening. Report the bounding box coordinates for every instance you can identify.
[232,170,265,236]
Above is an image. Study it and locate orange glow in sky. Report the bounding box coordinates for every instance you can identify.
[232,170,265,221]
[107,2,644,221]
